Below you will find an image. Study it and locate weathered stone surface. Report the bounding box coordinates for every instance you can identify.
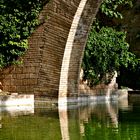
[0,0,102,98]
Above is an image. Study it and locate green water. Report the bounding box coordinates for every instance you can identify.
[0,99,140,140]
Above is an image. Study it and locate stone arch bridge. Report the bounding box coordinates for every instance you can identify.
[0,0,102,98]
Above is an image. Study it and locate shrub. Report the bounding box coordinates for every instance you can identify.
[82,27,137,86]
[0,0,48,68]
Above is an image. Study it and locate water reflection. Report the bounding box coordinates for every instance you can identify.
[0,106,34,117]
[0,106,34,129]
[59,106,70,140]
[58,101,120,140]
[58,99,136,140]
[69,101,119,139]
[1,98,140,140]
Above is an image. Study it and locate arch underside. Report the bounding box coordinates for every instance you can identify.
[58,0,102,99]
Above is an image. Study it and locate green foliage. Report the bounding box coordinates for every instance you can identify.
[96,0,135,30]
[82,27,137,86]
[100,0,133,19]
[82,0,137,86]
[0,0,48,68]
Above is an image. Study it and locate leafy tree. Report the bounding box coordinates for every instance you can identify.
[83,27,137,86]
[0,0,48,68]
[82,0,138,86]
[100,0,133,19]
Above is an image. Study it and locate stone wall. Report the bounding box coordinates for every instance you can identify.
[0,0,102,98]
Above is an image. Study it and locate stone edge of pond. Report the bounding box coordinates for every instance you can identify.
[35,89,128,105]
[0,89,129,107]
[0,92,34,107]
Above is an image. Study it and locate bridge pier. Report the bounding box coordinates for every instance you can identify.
[0,0,102,99]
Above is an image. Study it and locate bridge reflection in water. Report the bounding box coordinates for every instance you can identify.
[56,98,129,140]
[59,100,121,140]
[0,98,135,140]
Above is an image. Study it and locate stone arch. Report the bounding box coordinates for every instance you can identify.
[0,0,102,98]
[59,0,101,100]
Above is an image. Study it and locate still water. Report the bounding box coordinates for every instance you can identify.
[0,99,140,140]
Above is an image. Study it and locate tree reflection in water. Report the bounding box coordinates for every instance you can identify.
[1,98,140,140]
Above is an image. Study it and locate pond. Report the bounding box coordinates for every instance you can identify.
[0,98,140,140]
